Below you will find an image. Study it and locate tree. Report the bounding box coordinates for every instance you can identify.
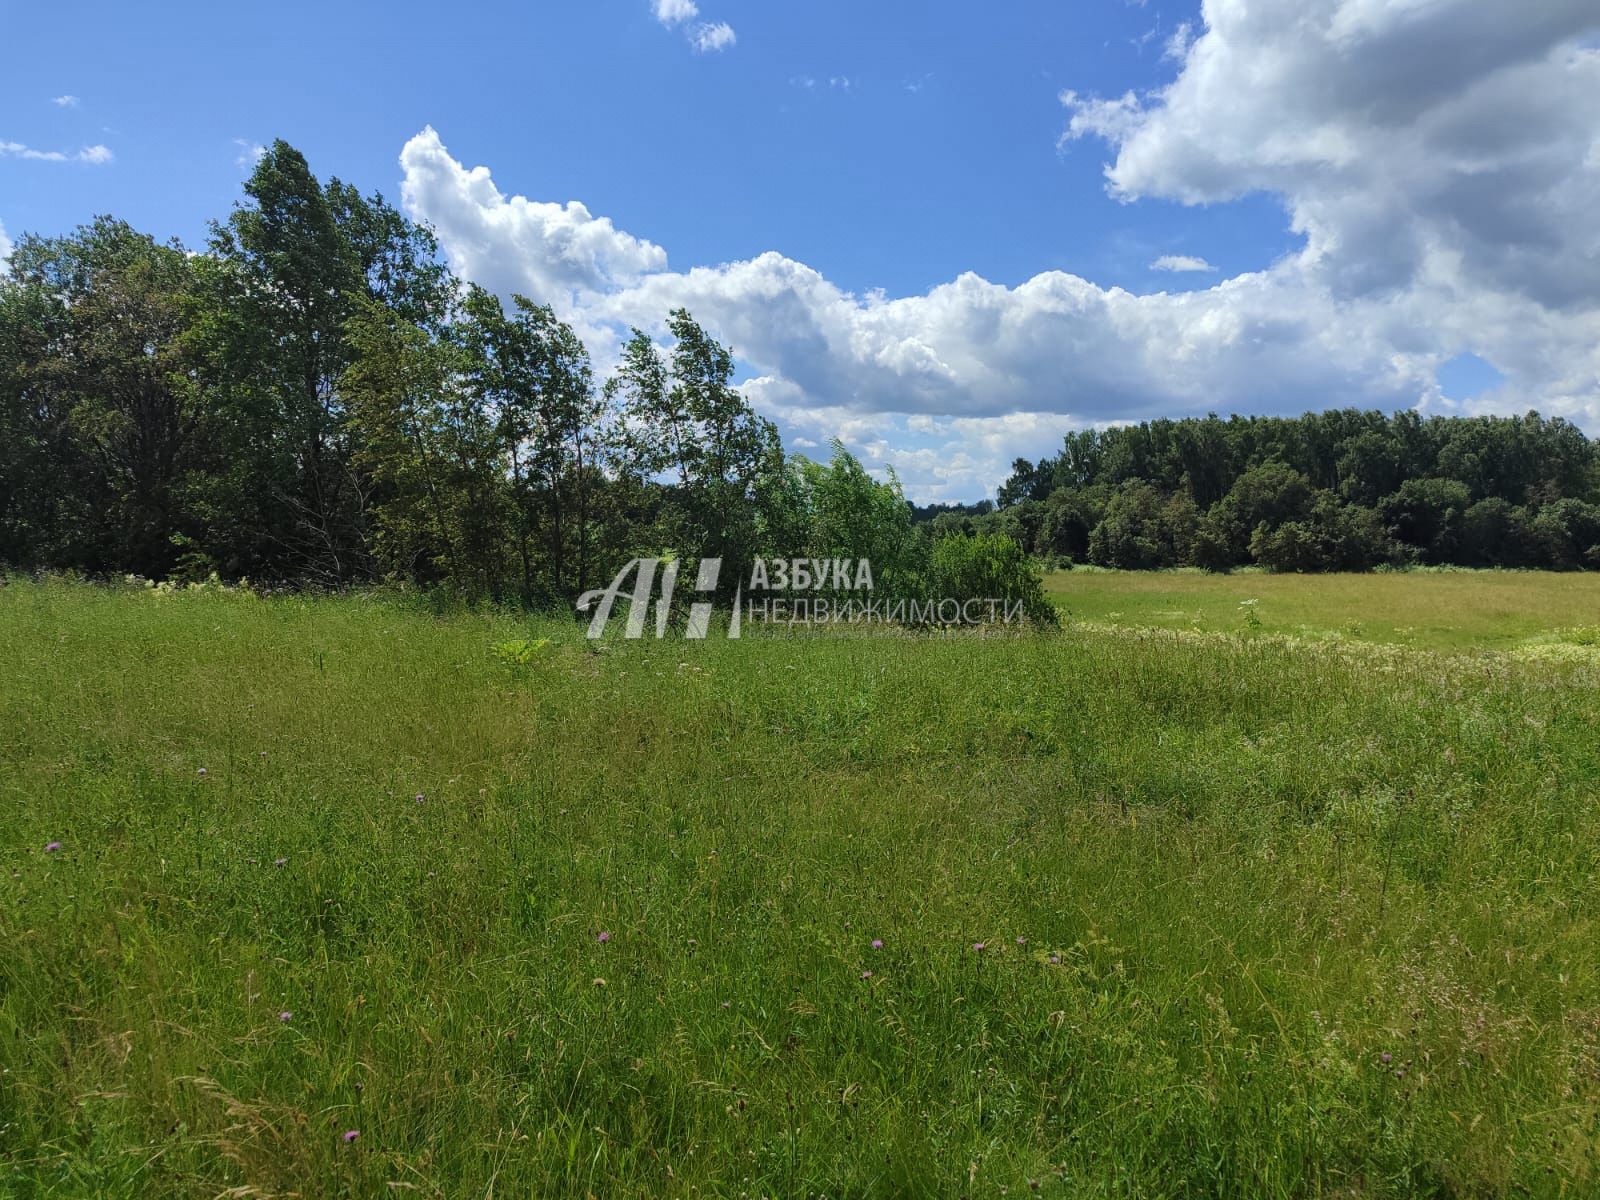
[1379,478,1472,564]
[1087,482,1196,569]
[205,140,452,583]
[1251,492,1395,572]
[342,301,508,598]
[456,287,602,603]
[1196,462,1315,569]
[607,310,780,574]
[1,219,206,575]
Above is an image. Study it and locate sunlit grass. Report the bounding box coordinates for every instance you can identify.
[1046,567,1600,651]
[3,577,1599,1197]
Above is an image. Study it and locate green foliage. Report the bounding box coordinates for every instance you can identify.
[491,635,552,666]
[980,410,1600,572]
[928,531,1057,623]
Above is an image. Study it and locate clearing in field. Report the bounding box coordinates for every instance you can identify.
[3,577,1600,1197]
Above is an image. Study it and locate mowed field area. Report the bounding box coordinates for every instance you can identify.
[1046,568,1600,652]
[4,576,1600,1198]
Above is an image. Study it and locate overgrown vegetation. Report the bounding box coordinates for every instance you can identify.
[3,577,1600,1197]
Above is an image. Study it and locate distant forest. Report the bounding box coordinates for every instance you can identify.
[3,141,1597,601]
[950,411,1600,572]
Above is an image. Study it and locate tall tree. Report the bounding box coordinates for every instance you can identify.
[1,219,205,575]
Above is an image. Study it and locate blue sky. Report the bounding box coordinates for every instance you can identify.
[4,0,1598,499]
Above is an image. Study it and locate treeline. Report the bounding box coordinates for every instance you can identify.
[0,140,1052,618]
[972,412,1600,571]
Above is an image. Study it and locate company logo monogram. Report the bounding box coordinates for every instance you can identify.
[577,557,737,640]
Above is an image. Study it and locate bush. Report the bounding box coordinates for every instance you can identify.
[928,533,1057,625]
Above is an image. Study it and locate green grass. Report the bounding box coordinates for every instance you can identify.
[4,577,1600,1197]
[1046,567,1600,652]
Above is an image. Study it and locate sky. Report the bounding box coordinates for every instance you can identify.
[3,0,1598,501]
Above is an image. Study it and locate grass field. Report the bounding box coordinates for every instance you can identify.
[4,576,1600,1197]
[1046,568,1600,652]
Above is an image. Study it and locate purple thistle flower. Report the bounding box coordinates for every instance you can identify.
[1380,1052,1393,1064]
[415,793,425,804]
[871,939,883,950]
[973,942,986,953]
[342,1129,360,1143]
[278,1011,292,1022]
[273,856,288,867]
[44,841,62,853]
[597,931,611,944]
[860,970,873,980]
[1015,936,1027,946]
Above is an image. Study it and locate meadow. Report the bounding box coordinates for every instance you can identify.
[1046,567,1600,652]
[4,575,1600,1198]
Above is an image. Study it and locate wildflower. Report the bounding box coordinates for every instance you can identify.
[597,931,611,944]
[860,970,873,980]
[415,793,425,804]
[1048,954,1061,965]
[273,857,288,867]
[973,942,986,953]
[198,768,208,777]
[44,841,62,853]
[1381,1052,1392,1064]
[871,939,883,950]
[342,1129,360,1143]
[1015,936,1027,946]
[278,1011,292,1022]
[592,977,606,988]
[720,1000,731,1009]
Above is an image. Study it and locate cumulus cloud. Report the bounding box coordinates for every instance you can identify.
[691,22,736,53]
[1151,254,1215,273]
[0,218,12,265]
[399,127,666,312]
[1064,0,1600,309]
[401,0,1600,499]
[51,94,79,108]
[1,139,113,164]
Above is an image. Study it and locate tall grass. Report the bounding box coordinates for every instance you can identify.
[3,578,1599,1197]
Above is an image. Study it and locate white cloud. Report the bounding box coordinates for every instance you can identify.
[51,94,79,108]
[1162,22,1193,63]
[234,138,267,169]
[653,0,698,26]
[651,0,736,56]
[1150,254,1216,273]
[399,127,667,314]
[691,22,736,53]
[0,139,112,164]
[0,219,12,265]
[400,0,1600,499]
